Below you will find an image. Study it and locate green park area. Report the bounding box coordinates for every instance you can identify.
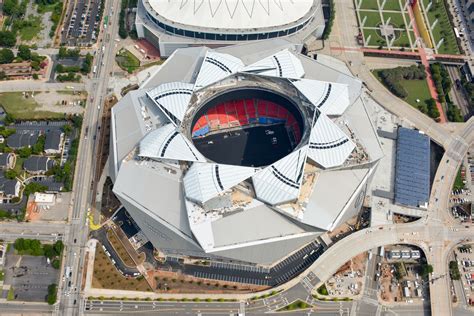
[116,49,140,73]
[0,92,64,120]
[359,0,402,11]
[421,0,459,54]
[357,0,413,49]
[373,65,440,120]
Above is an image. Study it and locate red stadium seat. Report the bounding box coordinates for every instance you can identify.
[257,100,266,117]
[197,116,208,126]
[208,108,218,121]
[267,102,278,117]
[245,100,256,118]
[277,106,288,119]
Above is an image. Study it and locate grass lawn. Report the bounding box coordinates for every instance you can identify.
[0,93,64,120]
[359,0,379,10]
[382,12,406,28]
[359,11,382,27]
[18,16,43,41]
[363,28,387,46]
[359,0,402,11]
[115,49,140,73]
[400,78,432,108]
[373,69,432,111]
[277,300,312,311]
[392,30,412,47]
[92,245,152,292]
[381,0,402,11]
[453,167,465,190]
[421,0,460,54]
[13,157,25,176]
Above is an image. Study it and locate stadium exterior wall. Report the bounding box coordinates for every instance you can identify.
[135,0,325,57]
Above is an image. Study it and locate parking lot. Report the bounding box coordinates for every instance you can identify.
[61,0,104,46]
[453,244,474,308]
[3,253,59,302]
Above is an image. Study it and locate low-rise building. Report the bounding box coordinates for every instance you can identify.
[0,62,34,79]
[7,132,39,149]
[389,250,401,259]
[401,250,411,259]
[0,153,16,170]
[0,175,20,202]
[23,156,55,174]
[44,131,64,155]
[411,250,421,259]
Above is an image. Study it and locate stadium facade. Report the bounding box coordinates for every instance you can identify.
[135,0,326,57]
[109,40,384,265]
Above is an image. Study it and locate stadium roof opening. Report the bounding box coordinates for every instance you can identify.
[191,88,304,167]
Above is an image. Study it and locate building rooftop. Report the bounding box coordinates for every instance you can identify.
[23,156,54,172]
[0,175,18,196]
[146,0,315,31]
[7,132,38,149]
[394,127,430,208]
[45,131,63,151]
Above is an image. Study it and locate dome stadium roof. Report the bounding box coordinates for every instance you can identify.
[147,0,315,30]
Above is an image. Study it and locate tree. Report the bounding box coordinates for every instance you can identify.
[51,259,60,269]
[0,48,14,64]
[62,124,72,135]
[53,240,64,256]
[420,264,433,277]
[14,238,25,251]
[18,147,32,158]
[46,284,57,305]
[23,182,47,196]
[4,169,17,180]
[0,31,17,47]
[3,0,19,16]
[32,134,45,154]
[17,45,31,61]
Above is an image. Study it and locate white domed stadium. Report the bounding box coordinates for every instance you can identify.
[109,41,384,269]
[136,0,326,56]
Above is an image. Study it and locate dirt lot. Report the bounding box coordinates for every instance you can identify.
[33,90,86,115]
[325,252,366,297]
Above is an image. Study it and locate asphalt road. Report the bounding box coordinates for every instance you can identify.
[58,0,122,314]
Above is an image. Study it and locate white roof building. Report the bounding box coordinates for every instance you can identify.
[110,40,382,265]
[135,0,326,57]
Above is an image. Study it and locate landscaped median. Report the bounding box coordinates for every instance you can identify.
[277,300,312,312]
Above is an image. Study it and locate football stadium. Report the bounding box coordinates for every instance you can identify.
[135,0,326,56]
[109,40,384,267]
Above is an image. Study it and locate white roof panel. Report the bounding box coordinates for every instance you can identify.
[139,124,206,162]
[307,113,355,168]
[184,162,258,203]
[253,146,308,205]
[242,49,305,79]
[292,79,351,116]
[147,0,314,30]
[194,51,244,89]
[147,82,194,125]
